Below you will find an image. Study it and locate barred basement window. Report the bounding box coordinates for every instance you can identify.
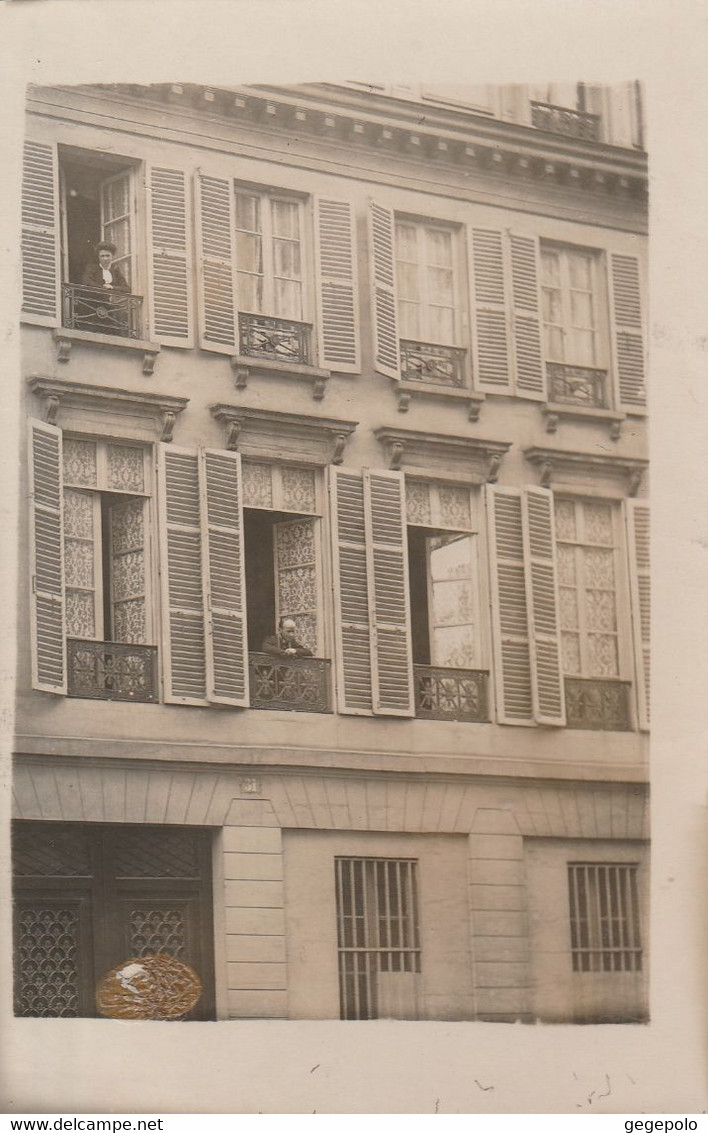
[568,863,642,973]
[335,857,421,1020]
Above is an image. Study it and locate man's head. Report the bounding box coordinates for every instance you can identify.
[96,241,117,269]
[279,617,298,642]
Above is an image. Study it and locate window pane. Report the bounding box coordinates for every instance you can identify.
[569,252,593,290]
[541,250,561,286]
[559,586,579,630]
[237,271,264,313]
[426,228,453,267]
[397,262,420,302]
[429,534,473,581]
[544,325,564,361]
[274,238,301,281]
[272,199,299,239]
[584,503,614,545]
[236,231,263,274]
[583,548,615,589]
[428,266,454,305]
[429,305,454,344]
[555,499,577,541]
[102,177,130,221]
[570,290,594,329]
[542,286,563,324]
[398,301,421,340]
[431,623,476,668]
[395,223,418,261]
[235,193,261,232]
[557,544,577,584]
[587,633,619,677]
[274,277,302,320]
[567,328,595,366]
[585,589,617,632]
[562,632,581,675]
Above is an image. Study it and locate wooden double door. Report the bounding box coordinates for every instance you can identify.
[12,821,215,1020]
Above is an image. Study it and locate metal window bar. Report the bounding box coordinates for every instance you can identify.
[335,858,421,1020]
[568,864,642,974]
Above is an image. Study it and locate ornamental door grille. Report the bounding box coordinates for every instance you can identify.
[12,821,215,1020]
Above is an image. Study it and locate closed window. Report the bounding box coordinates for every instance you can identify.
[568,863,642,973]
[541,245,607,369]
[395,219,459,345]
[235,190,305,321]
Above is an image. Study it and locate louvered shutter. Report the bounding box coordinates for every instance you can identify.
[365,470,415,716]
[469,227,511,393]
[201,449,249,706]
[147,166,193,347]
[195,172,238,352]
[315,198,361,373]
[157,445,207,703]
[510,233,546,400]
[28,419,66,693]
[22,140,60,324]
[609,253,646,411]
[626,500,650,730]
[330,468,373,714]
[486,486,533,724]
[521,487,565,725]
[368,201,400,379]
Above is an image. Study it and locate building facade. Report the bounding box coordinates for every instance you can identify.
[14,81,649,1024]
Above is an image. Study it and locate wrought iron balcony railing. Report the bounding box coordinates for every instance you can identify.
[413,665,489,722]
[249,652,332,713]
[67,639,158,702]
[547,363,609,409]
[62,283,143,339]
[564,678,632,731]
[530,101,601,142]
[238,313,312,365]
[399,340,467,388]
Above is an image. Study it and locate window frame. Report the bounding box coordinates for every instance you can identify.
[540,241,610,373]
[567,861,643,974]
[233,184,312,325]
[394,214,465,348]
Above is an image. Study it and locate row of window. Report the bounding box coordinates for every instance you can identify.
[21,141,647,412]
[29,420,650,731]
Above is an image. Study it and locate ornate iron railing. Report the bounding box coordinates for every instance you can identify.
[62,283,143,339]
[564,678,632,731]
[413,665,489,722]
[530,101,601,142]
[399,340,467,388]
[249,652,331,713]
[238,313,312,365]
[67,639,158,703]
[547,363,609,408]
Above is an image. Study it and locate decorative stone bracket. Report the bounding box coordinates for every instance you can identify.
[524,446,647,497]
[395,379,485,423]
[374,426,511,484]
[52,329,161,377]
[210,404,358,465]
[542,403,626,441]
[230,355,331,401]
[28,376,189,443]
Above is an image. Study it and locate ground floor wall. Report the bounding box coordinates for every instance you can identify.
[12,755,650,1024]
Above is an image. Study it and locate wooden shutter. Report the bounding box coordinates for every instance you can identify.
[522,487,565,725]
[147,166,193,347]
[510,233,546,400]
[274,517,321,655]
[609,252,646,411]
[28,419,66,693]
[315,197,360,373]
[157,446,207,704]
[201,449,249,706]
[195,172,238,352]
[469,227,511,393]
[330,468,374,714]
[22,140,60,324]
[485,486,533,724]
[365,470,414,716]
[626,499,650,730]
[368,201,400,378]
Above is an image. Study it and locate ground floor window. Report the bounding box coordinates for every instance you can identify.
[568,862,642,973]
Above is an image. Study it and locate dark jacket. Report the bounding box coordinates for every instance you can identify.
[82,262,131,293]
[261,632,313,658]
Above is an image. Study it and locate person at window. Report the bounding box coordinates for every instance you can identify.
[262,617,313,658]
[82,242,130,293]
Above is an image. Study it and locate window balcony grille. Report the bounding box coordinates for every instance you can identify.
[61,283,143,340]
[530,101,601,142]
[547,363,608,408]
[67,639,158,703]
[564,678,632,731]
[413,665,489,722]
[238,313,312,365]
[248,652,332,713]
[399,340,467,388]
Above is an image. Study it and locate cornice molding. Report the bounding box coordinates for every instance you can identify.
[524,446,648,497]
[210,404,358,465]
[28,376,188,442]
[374,426,511,483]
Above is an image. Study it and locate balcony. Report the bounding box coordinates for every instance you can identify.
[238,313,312,366]
[530,101,601,142]
[413,665,489,722]
[547,363,609,409]
[399,340,467,388]
[249,652,332,713]
[564,678,632,731]
[61,283,143,340]
[67,639,158,703]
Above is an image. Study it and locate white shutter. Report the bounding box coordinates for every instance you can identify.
[28,419,66,693]
[315,197,361,372]
[147,166,194,347]
[510,233,546,400]
[22,140,60,324]
[522,487,565,725]
[365,470,414,716]
[274,517,321,655]
[201,449,249,706]
[330,468,373,714]
[469,227,511,393]
[368,201,400,378]
[626,499,650,730]
[486,486,533,724]
[157,445,207,703]
[609,252,646,411]
[195,172,238,352]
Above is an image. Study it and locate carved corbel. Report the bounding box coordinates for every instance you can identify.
[467,400,482,424]
[390,441,405,471]
[230,359,249,390]
[226,419,242,452]
[540,459,553,488]
[609,420,622,442]
[142,351,158,377]
[332,433,347,466]
[628,468,643,497]
[311,377,327,401]
[545,412,559,435]
[160,411,177,444]
[486,453,502,484]
[396,390,412,413]
[44,395,61,425]
[55,337,72,364]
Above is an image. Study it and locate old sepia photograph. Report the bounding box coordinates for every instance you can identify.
[13,78,649,1032]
